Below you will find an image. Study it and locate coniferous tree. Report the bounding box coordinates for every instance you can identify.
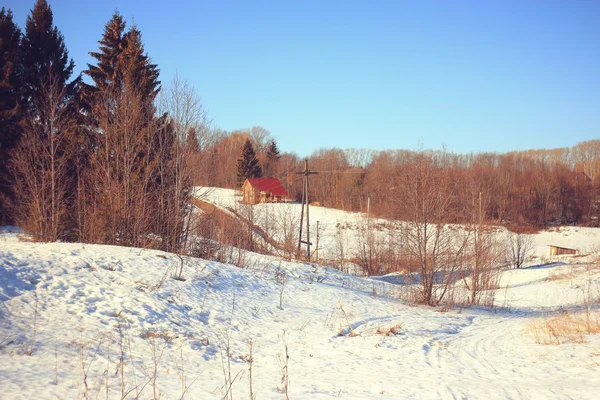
[264,138,281,177]
[186,127,201,153]
[84,13,165,247]
[10,0,78,240]
[236,139,262,186]
[20,0,75,114]
[70,13,128,242]
[120,26,160,109]
[84,15,159,138]
[0,8,23,223]
[82,12,125,110]
[80,13,126,241]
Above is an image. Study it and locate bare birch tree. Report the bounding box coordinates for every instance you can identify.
[10,70,74,241]
[155,74,211,251]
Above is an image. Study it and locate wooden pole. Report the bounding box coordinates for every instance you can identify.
[296,159,318,261]
[297,172,305,252]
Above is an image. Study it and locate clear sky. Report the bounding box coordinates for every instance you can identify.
[5,0,600,157]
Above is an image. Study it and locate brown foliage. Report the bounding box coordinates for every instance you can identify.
[289,142,600,230]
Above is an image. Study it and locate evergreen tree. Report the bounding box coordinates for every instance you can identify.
[0,7,23,222]
[0,8,22,127]
[10,0,79,240]
[70,12,128,242]
[84,14,159,130]
[264,138,281,177]
[120,26,160,106]
[186,127,200,152]
[84,12,165,246]
[81,12,125,113]
[237,139,262,186]
[20,0,75,114]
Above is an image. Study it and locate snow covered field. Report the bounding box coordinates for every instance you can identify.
[200,187,600,262]
[1,194,600,399]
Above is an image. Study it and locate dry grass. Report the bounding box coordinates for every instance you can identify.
[140,330,177,342]
[547,270,577,282]
[585,261,600,272]
[434,303,456,313]
[527,310,600,345]
[375,324,402,336]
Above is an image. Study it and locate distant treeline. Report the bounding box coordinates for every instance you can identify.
[195,132,600,230]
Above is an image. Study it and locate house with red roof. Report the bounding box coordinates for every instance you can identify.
[242,178,289,204]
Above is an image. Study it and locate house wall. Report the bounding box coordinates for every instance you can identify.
[242,183,258,204]
[549,246,577,256]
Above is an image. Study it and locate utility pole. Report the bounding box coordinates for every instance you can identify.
[296,159,318,261]
[297,176,305,253]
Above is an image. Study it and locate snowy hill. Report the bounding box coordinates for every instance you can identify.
[199,187,600,265]
[1,205,600,398]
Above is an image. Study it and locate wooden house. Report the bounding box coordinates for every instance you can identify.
[242,178,288,204]
[548,245,578,256]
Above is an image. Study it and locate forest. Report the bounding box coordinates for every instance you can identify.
[196,132,600,230]
[1,0,599,254]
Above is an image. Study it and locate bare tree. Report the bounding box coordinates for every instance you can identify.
[10,70,74,241]
[249,126,272,152]
[572,140,600,184]
[394,150,467,305]
[467,225,503,305]
[466,175,504,304]
[272,204,299,261]
[85,83,157,246]
[507,233,534,269]
[155,74,211,251]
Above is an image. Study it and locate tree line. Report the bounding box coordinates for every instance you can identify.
[195,133,600,230]
[305,143,600,230]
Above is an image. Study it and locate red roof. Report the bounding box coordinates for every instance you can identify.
[246,178,288,197]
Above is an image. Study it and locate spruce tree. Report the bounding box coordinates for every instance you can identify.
[84,12,164,246]
[0,8,22,125]
[120,26,160,105]
[82,12,125,112]
[0,8,22,222]
[237,139,262,186]
[10,0,79,240]
[186,127,200,152]
[264,138,281,177]
[20,0,75,113]
[84,15,159,128]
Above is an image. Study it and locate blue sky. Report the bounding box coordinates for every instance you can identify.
[5,0,600,157]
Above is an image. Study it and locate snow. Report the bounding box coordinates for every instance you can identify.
[199,187,600,262]
[1,191,600,399]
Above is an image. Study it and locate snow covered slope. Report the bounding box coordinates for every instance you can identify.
[198,187,600,264]
[1,229,600,399]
